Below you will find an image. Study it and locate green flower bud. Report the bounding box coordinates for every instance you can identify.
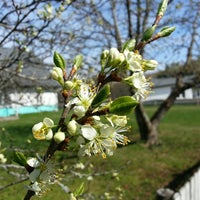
[65,80,74,90]
[53,51,66,70]
[141,25,156,42]
[100,50,109,68]
[54,131,65,144]
[51,67,64,86]
[157,0,168,17]
[73,54,83,70]
[158,26,176,37]
[118,53,125,63]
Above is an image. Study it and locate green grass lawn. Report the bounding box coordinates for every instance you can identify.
[0,105,200,200]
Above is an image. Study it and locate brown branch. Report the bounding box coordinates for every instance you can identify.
[0,2,40,45]
[126,0,134,39]
[0,177,28,192]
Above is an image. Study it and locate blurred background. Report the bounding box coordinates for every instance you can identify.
[0,0,200,199]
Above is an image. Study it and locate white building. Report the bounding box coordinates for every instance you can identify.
[145,76,200,104]
[0,48,59,118]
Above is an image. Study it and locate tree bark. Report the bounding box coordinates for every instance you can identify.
[136,74,200,146]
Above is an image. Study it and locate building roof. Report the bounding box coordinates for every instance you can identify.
[151,75,195,88]
[0,47,59,91]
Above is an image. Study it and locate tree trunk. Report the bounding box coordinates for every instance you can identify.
[135,75,197,146]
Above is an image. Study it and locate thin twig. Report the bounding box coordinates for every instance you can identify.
[0,177,28,192]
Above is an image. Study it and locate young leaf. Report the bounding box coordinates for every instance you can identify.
[53,51,66,70]
[91,84,111,108]
[109,96,138,115]
[13,151,27,166]
[122,39,136,52]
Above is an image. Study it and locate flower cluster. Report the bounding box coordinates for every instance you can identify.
[78,115,130,158]
[66,83,96,118]
[32,45,157,160]
[100,41,158,100]
[28,44,157,196]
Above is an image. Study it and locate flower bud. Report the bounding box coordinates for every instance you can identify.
[141,25,156,42]
[74,106,86,118]
[100,50,109,68]
[109,48,120,60]
[157,0,168,17]
[73,54,83,70]
[158,26,176,37]
[51,67,64,86]
[64,80,74,90]
[109,48,123,68]
[118,53,125,63]
[142,59,158,71]
[54,131,65,144]
[67,120,78,136]
[0,153,7,164]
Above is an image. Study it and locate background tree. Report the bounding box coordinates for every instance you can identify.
[0,0,77,106]
[1,0,200,145]
[68,0,200,146]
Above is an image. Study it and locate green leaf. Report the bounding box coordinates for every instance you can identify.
[13,152,27,167]
[91,84,110,108]
[122,39,136,51]
[109,96,138,115]
[53,51,66,70]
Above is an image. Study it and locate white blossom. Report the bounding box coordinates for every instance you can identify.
[32,118,54,140]
[124,71,152,100]
[123,50,143,72]
[79,122,129,158]
[67,83,96,118]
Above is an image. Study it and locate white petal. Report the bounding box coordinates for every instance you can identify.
[27,158,40,168]
[45,129,53,140]
[32,122,43,133]
[29,168,41,182]
[100,126,115,137]
[29,181,41,193]
[43,117,54,127]
[81,125,97,140]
